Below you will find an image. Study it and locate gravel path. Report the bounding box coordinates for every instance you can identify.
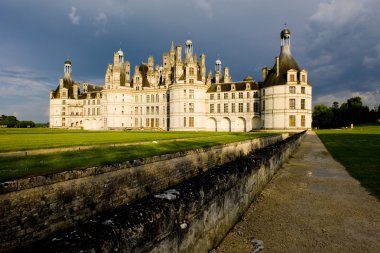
[213,131,380,253]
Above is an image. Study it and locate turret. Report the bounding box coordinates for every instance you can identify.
[63,59,72,80]
[185,40,193,60]
[280,27,291,55]
[215,59,221,84]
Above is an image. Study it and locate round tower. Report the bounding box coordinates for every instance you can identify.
[63,59,72,80]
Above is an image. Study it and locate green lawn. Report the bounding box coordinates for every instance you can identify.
[0,128,247,152]
[0,130,275,182]
[316,125,380,198]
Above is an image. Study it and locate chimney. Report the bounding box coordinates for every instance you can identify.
[176,45,182,63]
[262,66,268,81]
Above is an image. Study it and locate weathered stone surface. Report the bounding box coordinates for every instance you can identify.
[0,134,289,252]
[15,131,304,253]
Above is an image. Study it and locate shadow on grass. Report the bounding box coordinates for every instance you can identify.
[317,133,380,200]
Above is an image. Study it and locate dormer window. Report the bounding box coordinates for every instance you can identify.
[217,85,221,91]
[231,84,235,91]
[302,75,306,83]
[290,74,295,82]
[246,83,250,90]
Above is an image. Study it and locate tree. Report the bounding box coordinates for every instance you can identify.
[0,115,19,127]
[312,104,333,129]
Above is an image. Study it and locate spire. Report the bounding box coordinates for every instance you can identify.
[170,41,175,53]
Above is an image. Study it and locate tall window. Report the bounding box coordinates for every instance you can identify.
[247,92,250,98]
[301,115,306,127]
[184,89,187,98]
[232,103,236,113]
[290,74,295,82]
[184,103,187,113]
[146,106,150,115]
[217,93,221,100]
[238,103,243,112]
[254,91,258,98]
[289,115,296,127]
[224,103,228,113]
[262,100,265,111]
[189,89,194,99]
[254,102,259,113]
[146,118,150,127]
[189,117,194,127]
[210,104,214,113]
[210,94,214,100]
[289,86,296,94]
[151,94,154,103]
[189,67,194,75]
[156,94,159,102]
[301,99,305,110]
[146,95,150,103]
[232,93,236,99]
[189,79,194,84]
[183,117,186,127]
[217,104,221,113]
[224,93,228,99]
[289,99,296,109]
[302,75,306,82]
[239,92,243,99]
[301,87,305,94]
[247,103,250,112]
[155,118,159,128]
[189,103,194,113]
[156,106,159,115]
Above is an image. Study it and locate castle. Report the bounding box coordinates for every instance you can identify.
[49,28,312,131]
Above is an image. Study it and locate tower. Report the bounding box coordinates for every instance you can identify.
[63,59,72,80]
[215,59,221,84]
[185,40,193,56]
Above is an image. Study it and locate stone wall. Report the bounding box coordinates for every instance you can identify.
[25,131,306,253]
[0,134,288,252]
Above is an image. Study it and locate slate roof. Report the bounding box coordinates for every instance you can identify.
[207,81,260,93]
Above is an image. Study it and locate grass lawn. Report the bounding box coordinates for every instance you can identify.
[0,130,275,182]
[316,124,380,199]
[0,128,249,152]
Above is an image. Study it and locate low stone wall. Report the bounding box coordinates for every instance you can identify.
[25,131,306,253]
[0,134,288,252]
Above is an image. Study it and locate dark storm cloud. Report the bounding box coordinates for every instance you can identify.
[0,0,379,122]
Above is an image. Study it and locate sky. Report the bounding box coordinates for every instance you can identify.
[0,0,379,122]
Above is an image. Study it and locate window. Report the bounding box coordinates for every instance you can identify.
[83,100,86,105]
[184,117,187,127]
[239,92,243,99]
[189,117,194,127]
[97,108,100,115]
[254,102,259,113]
[232,103,236,113]
[262,89,265,96]
[289,99,296,109]
[92,108,95,115]
[93,100,95,105]
[156,106,159,115]
[301,115,306,127]
[301,87,305,94]
[135,118,138,127]
[155,118,159,128]
[151,94,154,103]
[290,74,295,82]
[301,99,305,110]
[151,106,154,115]
[156,94,159,103]
[189,67,194,75]
[62,100,66,105]
[189,103,194,113]
[97,99,100,105]
[189,89,194,99]
[247,92,250,98]
[232,93,236,99]
[217,93,221,100]
[238,103,243,112]
[262,100,265,111]
[254,91,258,98]
[210,94,214,100]
[147,95,150,103]
[146,106,150,115]
[247,103,250,112]
[88,108,90,115]
[210,104,215,113]
[184,103,187,113]
[135,107,138,115]
[189,79,194,84]
[146,118,150,127]
[224,93,228,99]
[289,115,296,127]
[289,86,296,94]
[224,103,228,113]
[302,75,306,83]
[184,90,187,98]
[217,104,221,113]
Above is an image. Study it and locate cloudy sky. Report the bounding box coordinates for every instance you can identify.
[1,0,379,122]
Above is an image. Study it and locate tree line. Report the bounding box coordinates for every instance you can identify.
[313,97,380,129]
[0,115,37,128]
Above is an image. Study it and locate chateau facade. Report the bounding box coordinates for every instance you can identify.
[50,28,312,131]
